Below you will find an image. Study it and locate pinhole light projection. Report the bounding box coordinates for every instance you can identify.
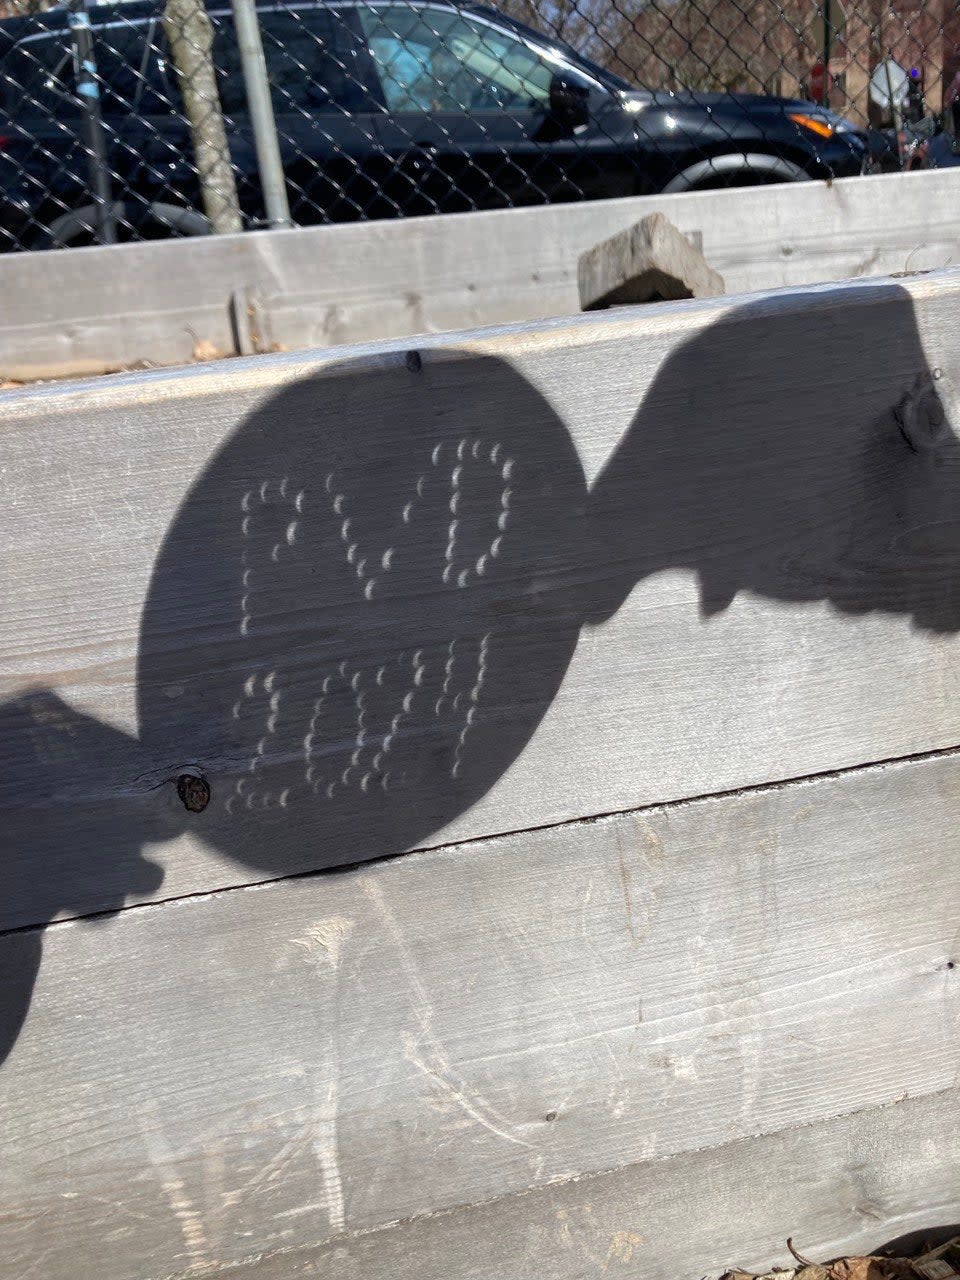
[3,285,960,1073]
[232,434,512,809]
[138,350,590,875]
[136,290,960,883]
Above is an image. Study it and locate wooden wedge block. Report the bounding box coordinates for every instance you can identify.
[578,211,724,309]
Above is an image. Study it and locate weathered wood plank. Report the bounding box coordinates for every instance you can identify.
[208,1088,960,1280]
[578,213,725,309]
[2,274,960,930]
[2,751,959,1278]
[1,169,958,381]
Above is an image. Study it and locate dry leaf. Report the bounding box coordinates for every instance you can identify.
[724,1249,920,1280]
[796,1266,833,1280]
[830,1258,884,1280]
[191,338,222,362]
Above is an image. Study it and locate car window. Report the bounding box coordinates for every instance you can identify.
[95,19,180,115]
[5,32,79,118]
[213,8,377,115]
[5,20,179,119]
[357,5,590,112]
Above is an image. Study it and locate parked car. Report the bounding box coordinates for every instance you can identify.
[864,114,960,175]
[0,0,872,250]
[925,126,960,170]
[863,114,943,174]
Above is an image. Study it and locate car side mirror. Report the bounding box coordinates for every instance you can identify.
[549,71,590,131]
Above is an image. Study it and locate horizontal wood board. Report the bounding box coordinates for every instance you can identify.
[1,750,959,1277]
[2,169,959,381]
[209,1088,960,1280]
[2,274,960,929]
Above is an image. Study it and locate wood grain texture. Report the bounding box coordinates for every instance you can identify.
[1,169,958,381]
[578,213,725,309]
[207,1088,960,1280]
[3,274,960,931]
[2,751,959,1277]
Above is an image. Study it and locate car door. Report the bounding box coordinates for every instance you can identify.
[94,15,203,231]
[2,17,199,244]
[227,5,389,225]
[355,3,632,215]
[3,27,99,241]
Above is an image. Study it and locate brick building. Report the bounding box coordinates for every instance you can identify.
[798,0,960,123]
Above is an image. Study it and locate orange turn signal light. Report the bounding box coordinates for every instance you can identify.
[789,112,835,138]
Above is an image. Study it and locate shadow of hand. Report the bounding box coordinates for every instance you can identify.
[0,689,166,1064]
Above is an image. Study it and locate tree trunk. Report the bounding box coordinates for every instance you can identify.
[163,0,242,235]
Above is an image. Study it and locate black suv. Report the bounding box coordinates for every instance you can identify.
[0,0,870,250]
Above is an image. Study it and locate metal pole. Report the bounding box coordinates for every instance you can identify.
[67,0,116,244]
[883,53,904,167]
[230,0,292,229]
[821,0,831,106]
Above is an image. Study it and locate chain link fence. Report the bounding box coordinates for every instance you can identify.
[0,0,957,251]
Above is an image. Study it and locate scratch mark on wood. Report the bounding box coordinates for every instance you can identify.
[363,879,533,1149]
[404,1035,532,1149]
[580,877,594,942]
[313,1077,346,1233]
[220,1129,312,1211]
[292,917,355,971]
[274,1202,329,1220]
[615,830,638,947]
[138,1104,213,1271]
[604,1230,643,1269]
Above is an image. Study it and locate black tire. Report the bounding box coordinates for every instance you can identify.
[39,200,211,249]
[139,201,212,238]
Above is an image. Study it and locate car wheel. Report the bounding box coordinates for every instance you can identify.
[662,153,811,194]
[37,200,211,249]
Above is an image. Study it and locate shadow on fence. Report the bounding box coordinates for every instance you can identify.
[3,282,960,1068]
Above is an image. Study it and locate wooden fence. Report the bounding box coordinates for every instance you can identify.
[1,270,960,1279]
[2,168,960,382]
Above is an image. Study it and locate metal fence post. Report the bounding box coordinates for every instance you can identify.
[67,0,117,245]
[230,0,292,229]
